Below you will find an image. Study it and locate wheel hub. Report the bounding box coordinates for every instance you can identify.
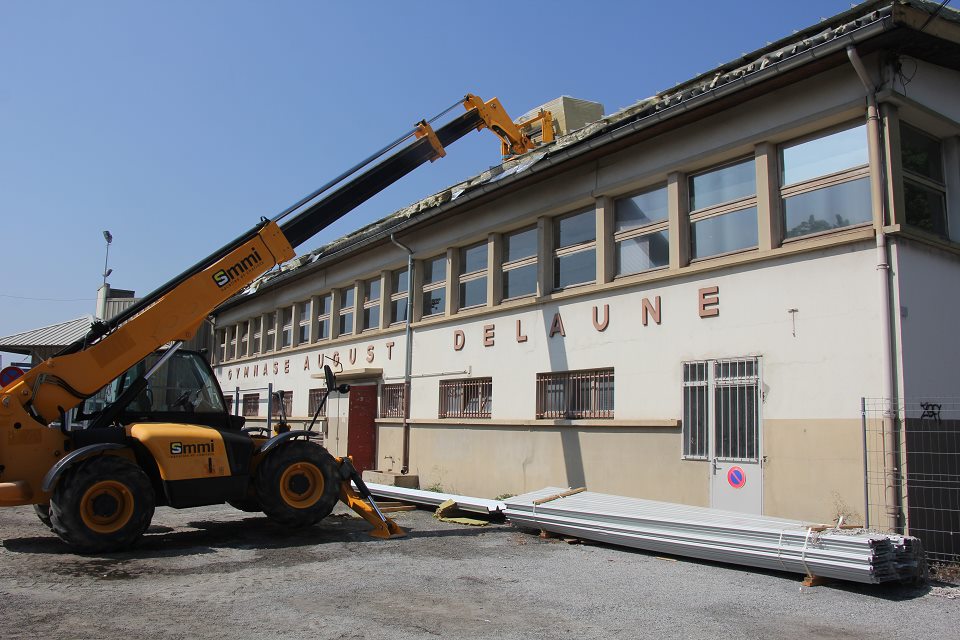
[91,493,119,518]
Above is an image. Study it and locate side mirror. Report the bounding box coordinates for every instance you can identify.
[323,364,336,393]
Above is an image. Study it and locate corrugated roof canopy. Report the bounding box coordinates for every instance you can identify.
[0,316,93,355]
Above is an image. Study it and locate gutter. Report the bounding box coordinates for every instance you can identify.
[388,233,414,474]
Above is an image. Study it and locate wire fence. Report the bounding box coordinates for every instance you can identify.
[863,397,960,567]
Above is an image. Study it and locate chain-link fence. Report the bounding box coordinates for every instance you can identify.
[863,397,960,566]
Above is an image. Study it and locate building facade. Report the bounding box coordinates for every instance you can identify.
[211,2,960,525]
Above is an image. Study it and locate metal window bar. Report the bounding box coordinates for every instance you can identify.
[536,369,614,419]
[713,357,760,462]
[242,393,260,417]
[380,383,407,419]
[682,361,709,459]
[439,378,492,419]
[863,396,960,567]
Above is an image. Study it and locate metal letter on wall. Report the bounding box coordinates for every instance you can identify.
[483,324,495,347]
[453,330,465,351]
[516,320,528,343]
[549,312,565,337]
[699,286,719,318]
[592,305,609,332]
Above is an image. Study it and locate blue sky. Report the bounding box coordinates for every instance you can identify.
[0,0,857,362]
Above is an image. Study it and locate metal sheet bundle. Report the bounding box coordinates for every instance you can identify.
[504,488,924,584]
[361,482,506,515]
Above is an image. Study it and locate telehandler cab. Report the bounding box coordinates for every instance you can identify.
[0,94,544,552]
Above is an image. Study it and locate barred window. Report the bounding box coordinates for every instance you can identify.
[380,383,407,418]
[682,362,709,459]
[223,395,234,414]
[439,378,492,419]
[502,226,537,299]
[682,358,760,461]
[242,393,260,417]
[271,390,293,418]
[689,158,758,259]
[308,388,327,417]
[614,184,669,276]
[536,369,613,419]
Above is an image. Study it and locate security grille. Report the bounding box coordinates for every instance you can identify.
[271,390,293,417]
[683,357,760,461]
[439,378,492,419]
[536,369,614,419]
[307,388,327,417]
[242,393,260,417]
[380,383,407,418]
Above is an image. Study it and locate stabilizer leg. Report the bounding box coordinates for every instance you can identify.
[336,457,406,539]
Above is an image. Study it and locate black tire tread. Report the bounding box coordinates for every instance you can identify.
[254,441,340,527]
[34,503,52,529]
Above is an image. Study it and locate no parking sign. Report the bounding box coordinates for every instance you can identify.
[0,366,25,387]
[727,466,747,489]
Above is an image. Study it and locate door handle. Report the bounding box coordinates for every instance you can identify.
[712,458,720,474]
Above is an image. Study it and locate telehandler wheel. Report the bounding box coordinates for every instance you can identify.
[254,441,340,527]
[50,455,155,553]
[34,503,52,529]
[227,485,262,513]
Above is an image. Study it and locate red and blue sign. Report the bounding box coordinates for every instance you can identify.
[0,366,25,387]
[727,466,747,489]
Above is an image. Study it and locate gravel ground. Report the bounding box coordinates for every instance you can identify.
[1,502,958,640]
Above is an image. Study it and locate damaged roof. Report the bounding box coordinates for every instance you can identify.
[225,0,960,307]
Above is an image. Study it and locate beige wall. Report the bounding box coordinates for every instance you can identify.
[762,419,865,524]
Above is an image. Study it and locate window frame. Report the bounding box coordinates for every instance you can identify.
[535,368,614,420]
[251,316,262,355]
[296,300,311,345]
[613,183,670,277]
[264,312,276,353]
[362,277,381,332]
[315,293,332,342]
[687,157,759,261]
[389,268,409,326]
[421,254,447,318]
[279,306,294,349]
[339,285,356,336]
[458,241,488,310]
[552,208,597,291]
[501,226,538,301]
[900,122,948,238]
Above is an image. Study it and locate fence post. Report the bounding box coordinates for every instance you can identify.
[234,386,240,416]
[861,397,870,530]
[267,382,273,435]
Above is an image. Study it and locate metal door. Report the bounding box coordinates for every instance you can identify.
[683,358,762,514]
[347,384,377,472]
[708,357,762,514]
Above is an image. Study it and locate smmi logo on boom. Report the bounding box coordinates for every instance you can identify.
[213,247,263,288]
[170,440,215,456]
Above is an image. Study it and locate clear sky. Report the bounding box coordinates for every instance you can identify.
[0,0,858,363]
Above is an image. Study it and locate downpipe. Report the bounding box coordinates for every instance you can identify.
[389,233,414,475]
[847,46,900,533]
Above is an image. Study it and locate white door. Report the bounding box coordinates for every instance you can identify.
[683,358,763,515]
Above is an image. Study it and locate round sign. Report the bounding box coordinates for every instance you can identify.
[727,466,747,489]
[0,366,25,387]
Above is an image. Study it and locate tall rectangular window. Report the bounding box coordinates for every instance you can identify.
[439,378,492,419]
[339,286,355,336]
[689,158,758,259]
[264,312,276,352]
[362,278,381,331]
[251,317,262,354]
[217,329,227,363]
[315,294,332,341]
[380,383,407,418]
[242,393,260,417]
[682,358,760,461]
[536,369,613,419]
[502,226,537,299]
[297,301,311,344]
[421,255,446,318]
[227,326,237,360]
[553,209,596,290]
[280,307,293,349]
[901,123,947,238]
[614,184,669,276]
[224,395,234,414]
[459,242,488,309]
[308,388,327,417]
[238,321,249,358]
[780,123,871,240]
[682,362,709,459]
[390,268,409,325]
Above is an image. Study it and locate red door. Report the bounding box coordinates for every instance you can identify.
[347,384,377,472]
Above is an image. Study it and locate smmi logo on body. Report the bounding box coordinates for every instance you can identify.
[213,247,263,288]
[170,440,215,456]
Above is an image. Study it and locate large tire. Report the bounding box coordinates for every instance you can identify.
[34,503,52,529]
[50,455,155,553]
[227,483,262,513]
[254,441,340,527]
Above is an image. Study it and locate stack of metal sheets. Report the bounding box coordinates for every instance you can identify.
[361,482,506,515]
[504,488,924,584]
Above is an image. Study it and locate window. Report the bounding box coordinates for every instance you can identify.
[308,388,327,417]
[390,269,409,325]
[362,278,381,331]
[339,286,355,336]
[251,317,262,354]
[297,301,311,344]
[264,312,276,352]
[901,123,947,238]
[272,390,293,418]
[502,226,537,299]
[380,383,407,418]
[682,358,760,461]
[614,184,669,276]
[238,321,249,358]
[536,369,613,419]
[439,378,492,419]
[315,294,332,341]
[459,241,488,309]
[553,209,596,289]
[280,306,293,349]
[780,124,871,239]
[421,255,446,318]
[216,329,226,363]
[689,158,758,259]
[223,395,234,414]
[242,393,260,417]
[227,326,237,361]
